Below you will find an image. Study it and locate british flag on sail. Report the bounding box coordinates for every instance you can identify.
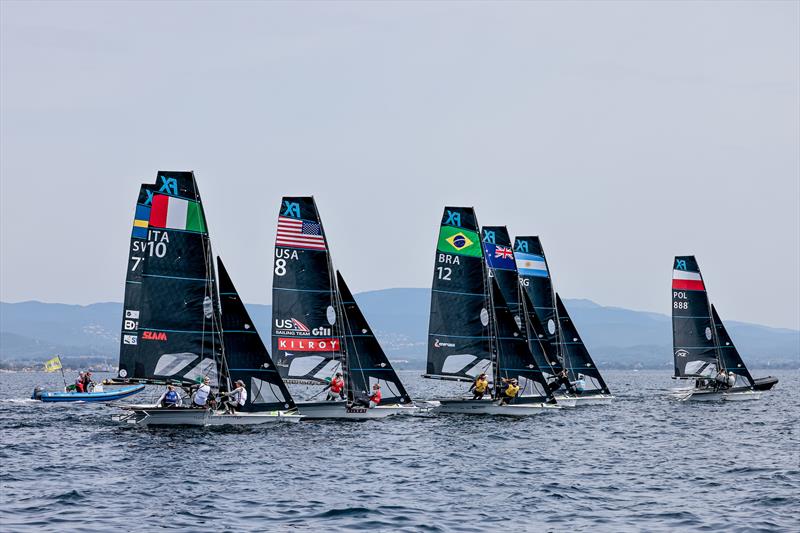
[483,243,516,271]
[276,216,326,250]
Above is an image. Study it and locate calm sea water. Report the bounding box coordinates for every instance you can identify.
[1,369,798,532]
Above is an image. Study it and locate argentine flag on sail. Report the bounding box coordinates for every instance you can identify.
[515,252,548,277]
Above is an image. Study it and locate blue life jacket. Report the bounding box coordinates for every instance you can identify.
[165,390,179,404]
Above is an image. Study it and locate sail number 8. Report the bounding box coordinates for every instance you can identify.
[275,258,287,276]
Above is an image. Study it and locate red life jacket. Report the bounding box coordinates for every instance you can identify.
[369,389,382,405]
[330,377,344,394]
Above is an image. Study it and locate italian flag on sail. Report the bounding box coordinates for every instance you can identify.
[149,194,206,233]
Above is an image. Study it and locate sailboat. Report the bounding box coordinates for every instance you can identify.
[514,236,613,405]
[424,208,560,415]
[670,255,778,401]
[271,196,417,419]
[112,172,301,426]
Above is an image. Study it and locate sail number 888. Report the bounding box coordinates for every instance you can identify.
[673,301,688,309]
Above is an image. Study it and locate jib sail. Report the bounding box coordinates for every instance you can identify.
[490,278,553,402]
[117,172,225,387]
[336,271,412,405]
[513,236,559,359]
[425,207,492,382]
[711,304,754,387]
[671,256,718,378]
[555,294,610,394]
[271,197,342,384]
[218,257,295,411]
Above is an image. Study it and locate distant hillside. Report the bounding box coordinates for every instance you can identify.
[1,291,797,369]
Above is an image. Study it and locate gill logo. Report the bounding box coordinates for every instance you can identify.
[282,201,301,218]
[482,230,495,244]
[445,210,461,227]
[675,259,687,271]
[515,240,528,253]
[159,176,178,196]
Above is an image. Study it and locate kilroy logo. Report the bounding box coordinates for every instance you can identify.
[278,338,340,352]
[433,339,455,348]
[675,349,690,358]
[142,331,168,341]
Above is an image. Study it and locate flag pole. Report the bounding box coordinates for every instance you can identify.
[58,355,67,391]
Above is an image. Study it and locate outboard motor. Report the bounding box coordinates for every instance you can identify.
[31,386,44,401]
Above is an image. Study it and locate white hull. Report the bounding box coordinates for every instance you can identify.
[551,395,577,407]
[436,398,561,416]
[296,401,419,420]
[568,393,615,405]
[678,389,762,402]
[114,407,303,426]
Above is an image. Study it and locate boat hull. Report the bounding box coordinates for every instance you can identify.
[296,401,419,420]
[678,389,762,402]
[568,393,615,405]
[32,384,145,403]
[115,407,303,426]
[436,398,561,416]
[753,376,779,391]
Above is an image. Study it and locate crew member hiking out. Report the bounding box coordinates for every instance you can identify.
[469,373,490,400]
[498,378,520,406]
[324,372,345,401]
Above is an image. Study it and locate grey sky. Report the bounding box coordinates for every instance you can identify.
[1,1,798,330]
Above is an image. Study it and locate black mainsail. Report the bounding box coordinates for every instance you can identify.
[490,278,554,402]
[271,197,342,384]
[117,172,226,388]
[425,207,492,382]
[513,236,559,359]
[336,271,412,405]
[218,258,295,411]
[555,294,610,395]
[671,255,718,378]
[711,304,755,387]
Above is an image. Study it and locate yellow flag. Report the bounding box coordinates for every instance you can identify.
[44,356,62,372]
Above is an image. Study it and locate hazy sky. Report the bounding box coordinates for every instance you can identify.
[1,1,798,330]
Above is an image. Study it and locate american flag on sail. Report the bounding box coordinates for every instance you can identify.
[276,216,326,250]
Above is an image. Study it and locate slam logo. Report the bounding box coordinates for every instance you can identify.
[142,331,168,341]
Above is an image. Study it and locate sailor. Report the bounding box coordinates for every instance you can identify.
[549,369,571,394]
[220,379,247,413]
[715,369,729,390]
[498,378,520,406]
[82,371,95,393]
[352,383,382,408]
[75,372,86,393]
[469,373,490,400]
[572,374,586,394]
[727,371,737,388]
[156,384,183,408]
[192,376,212,408]
[324,372,345,401]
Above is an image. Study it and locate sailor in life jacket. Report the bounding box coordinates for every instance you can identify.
[324,372,345,401]
[469,373,490,400]
[156,384,183,408]
[220,379,247,413]
[572,374,587,394]
[714,369,730,389]
[498,378,520,406]
[192,376,212,408]
[726,371,737,388]
[353,383,382,408]
[75,372,85,393]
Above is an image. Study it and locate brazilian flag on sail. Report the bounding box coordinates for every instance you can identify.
[437,226,482,257]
